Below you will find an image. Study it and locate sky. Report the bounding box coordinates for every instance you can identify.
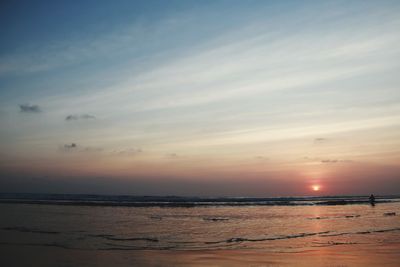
[0,0,399,196]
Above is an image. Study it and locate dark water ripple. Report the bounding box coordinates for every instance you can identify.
[3,226,400,250]
[2,227,60,235]
[205,231,332,244]
[1,226,400,251]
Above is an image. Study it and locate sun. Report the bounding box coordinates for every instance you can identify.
[312,185,320,191]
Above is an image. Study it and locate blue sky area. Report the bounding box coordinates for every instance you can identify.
[0,1,399,196]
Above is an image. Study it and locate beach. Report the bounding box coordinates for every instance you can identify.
[1,195,399,266]
[2,243,400,267]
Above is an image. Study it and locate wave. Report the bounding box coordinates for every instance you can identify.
[320,227,400,237]
[308,214,361,220]
[2,227,400,251]
[205,231,332,244]
[203,217,230,222]
[0,193,399,207]
[2,226,60,235]
[0,241,71,249]
[101,236,158,242]
[204,227,400,245]
[311,241,359,247]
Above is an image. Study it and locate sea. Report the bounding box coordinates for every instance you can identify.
[0,193,399,266]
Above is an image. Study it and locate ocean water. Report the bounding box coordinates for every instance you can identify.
[0,194,399,253]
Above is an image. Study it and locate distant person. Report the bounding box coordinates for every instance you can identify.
[369,194,376,205]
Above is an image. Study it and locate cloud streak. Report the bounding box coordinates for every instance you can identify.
[19,104,41,113]
[63,143,77,151]
[65,114,96,121]
[113,148,143,156]
[321,159,354,164]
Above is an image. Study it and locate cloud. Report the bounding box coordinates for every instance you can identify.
[65,114,96,121]
[63,143,78,150]
[59,143,103,153]
[321,159,353,164]
[80,114,96,119]
[314,138,327,143]
[65,115,78,120]
[114,148,142,156]
[82,147,103,152]
[19,104,41,113]
[166,153,178,158]
[303,157,354,164]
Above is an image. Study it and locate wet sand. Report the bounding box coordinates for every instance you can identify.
[2,242,400,266]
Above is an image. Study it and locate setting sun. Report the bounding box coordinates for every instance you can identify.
[312,185,321,191]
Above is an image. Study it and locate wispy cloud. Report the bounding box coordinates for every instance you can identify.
[63,143,77,150]
[81,147,103,153]
[60,143,103,153]
[113,148,143,156]
[0,10,198,76]
[303,157,354,164]
[65,114,96,121]
[321,159,354,164]
[19,104,41,113]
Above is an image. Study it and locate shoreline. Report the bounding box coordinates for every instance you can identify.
[0,198,397,207]
[2,242,400,267]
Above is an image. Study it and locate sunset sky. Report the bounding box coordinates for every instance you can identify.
[0,0,399,196]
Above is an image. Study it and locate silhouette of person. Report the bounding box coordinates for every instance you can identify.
[369,194,375,206]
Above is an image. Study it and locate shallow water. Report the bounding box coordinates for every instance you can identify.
[1,201,399,253]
